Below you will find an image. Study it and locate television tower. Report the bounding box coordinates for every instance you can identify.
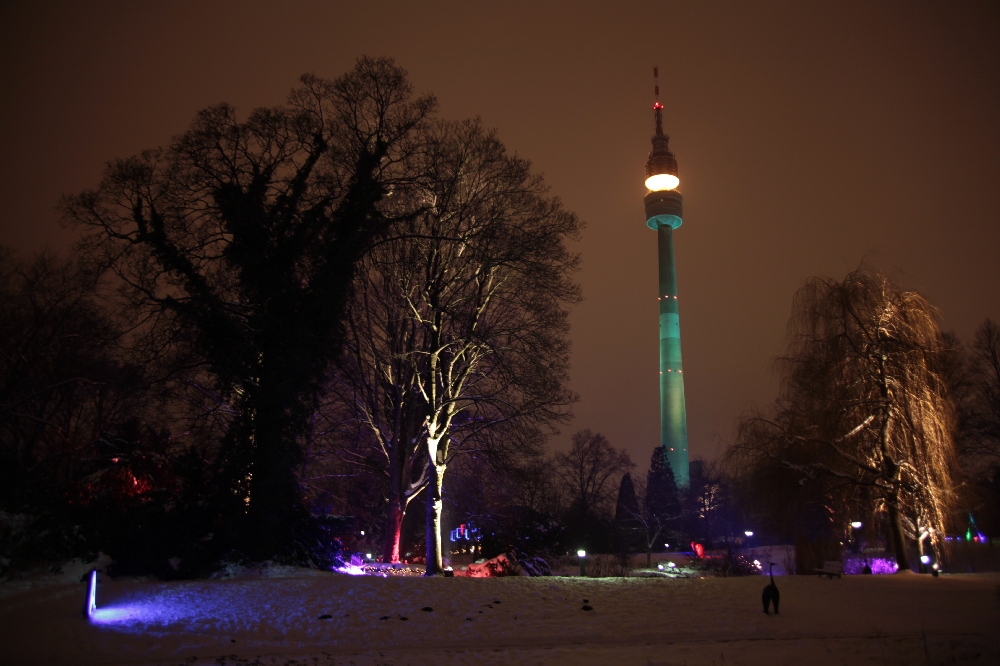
[644,67,689,487]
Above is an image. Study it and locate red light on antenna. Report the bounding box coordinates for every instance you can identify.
[653,102,663,110]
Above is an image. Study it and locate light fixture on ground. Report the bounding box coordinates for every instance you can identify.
[83,569,97,618]
[644,66,689,488]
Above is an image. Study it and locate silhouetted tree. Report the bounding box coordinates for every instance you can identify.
[615,472,640,522]
[61,57,437,559]
[0,250,145,510]
[647,447,681,527]
[685,458,735,546]
[555,430,634,534]
[967,320,1000,462]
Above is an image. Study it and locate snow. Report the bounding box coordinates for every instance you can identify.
[2,566,998,665]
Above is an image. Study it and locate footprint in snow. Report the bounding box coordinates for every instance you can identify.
[379,616,390,621]
[421,607,433,612]
[318,614,332,620]
[581,605,593,611]
[399,616,408,621]
[466,618,473,621]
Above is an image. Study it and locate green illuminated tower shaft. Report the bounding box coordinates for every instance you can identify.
[643,90,689,487]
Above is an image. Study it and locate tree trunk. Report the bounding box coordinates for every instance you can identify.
[383,438,406,563]
[876,352,910,572]
[245,395,302,560]
[887,491,910,571]
[384,498,404,563]
[424,459,445,575]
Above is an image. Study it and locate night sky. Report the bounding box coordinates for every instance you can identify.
[2,1,998,469]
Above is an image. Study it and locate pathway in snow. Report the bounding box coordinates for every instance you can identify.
[2,570,997,665]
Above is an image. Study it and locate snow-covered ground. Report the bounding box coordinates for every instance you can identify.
[2,565,997,665]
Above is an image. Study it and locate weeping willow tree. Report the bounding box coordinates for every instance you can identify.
[730,268,956,569]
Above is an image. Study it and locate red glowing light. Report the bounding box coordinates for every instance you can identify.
[653,102,663,110]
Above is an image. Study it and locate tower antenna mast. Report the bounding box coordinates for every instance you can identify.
[653,66,664,137]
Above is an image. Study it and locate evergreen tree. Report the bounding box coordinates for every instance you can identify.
[646,447,681,525]
[615,472,640,522]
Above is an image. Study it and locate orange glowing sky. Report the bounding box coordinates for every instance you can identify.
[2,1,998,469]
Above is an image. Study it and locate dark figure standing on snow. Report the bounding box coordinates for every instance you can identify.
[762,562,780,614]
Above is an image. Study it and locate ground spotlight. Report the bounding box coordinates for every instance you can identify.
[83,569,97,618]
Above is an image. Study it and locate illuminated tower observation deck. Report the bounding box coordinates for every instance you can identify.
[644,68,689,487]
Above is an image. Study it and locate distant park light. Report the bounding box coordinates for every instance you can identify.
[577,549,586,558]
[920,555,931,565]
[851,521,862,529]
[744,531,753,537]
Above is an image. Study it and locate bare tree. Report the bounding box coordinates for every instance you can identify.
[326,228,431,563]
[0,250,146,509]
[555,430,634,522]
[330,119,580,573]
[60,57,436,558]
[729,268,957,569]
[966,320,1000,461]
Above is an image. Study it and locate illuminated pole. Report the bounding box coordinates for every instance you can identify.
[644,67,689,488]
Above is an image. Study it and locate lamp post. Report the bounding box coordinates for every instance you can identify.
[577,549,587,577]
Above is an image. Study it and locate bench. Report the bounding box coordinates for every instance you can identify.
[814,560,843,578]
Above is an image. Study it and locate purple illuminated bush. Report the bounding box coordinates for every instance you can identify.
[844,556,898,575]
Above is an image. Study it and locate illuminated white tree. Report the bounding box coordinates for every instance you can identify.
[334,119,580,572]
